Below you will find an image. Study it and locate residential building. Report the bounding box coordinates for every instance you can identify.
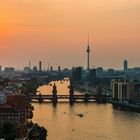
[111,80,140,103]
[0,93,32,139]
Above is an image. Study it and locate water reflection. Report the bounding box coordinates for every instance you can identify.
[37,79,70,95]
[33,80,140,140]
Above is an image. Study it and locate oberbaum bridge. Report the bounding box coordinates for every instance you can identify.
[29,82,108,105]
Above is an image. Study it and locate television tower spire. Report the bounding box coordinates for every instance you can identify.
[86,34,90,69]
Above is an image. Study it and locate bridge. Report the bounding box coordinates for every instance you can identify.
[29,94,98,103]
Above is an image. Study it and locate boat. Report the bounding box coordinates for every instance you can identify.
[77,113,84,118]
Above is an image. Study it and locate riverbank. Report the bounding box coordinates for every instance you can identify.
[108,100,140,111]
[27,122,47,140]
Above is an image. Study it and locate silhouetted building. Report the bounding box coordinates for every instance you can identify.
[39,61,42,72]
[108,68,115,74]
[133,67,140,73]
[4,67,15,73]
[96,67,103,76]
[72,67,82,82]
[29,61,31,69]
[124,60,128,72]
[58,66,61,72]
[97,76,124,87]
[90,69,96,87]
[24,67,31,73]
[50,66,53,72]
[33,65,38,73]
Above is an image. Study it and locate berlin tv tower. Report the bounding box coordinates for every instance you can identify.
[86,35,90,69]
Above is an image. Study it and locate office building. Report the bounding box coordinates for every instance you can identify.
[39,61,42,72]
[111,80,140,103]
[89,69,96,87]
[124,60,128,72]
[72,67,82,82]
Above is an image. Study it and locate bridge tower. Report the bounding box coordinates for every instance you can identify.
[39,93,43,103]
[69,81,75,105]
[52,83,58,104]
[84,93,89,103]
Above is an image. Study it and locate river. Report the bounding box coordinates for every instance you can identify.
[32,79,140,140]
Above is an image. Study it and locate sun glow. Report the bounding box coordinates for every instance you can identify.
[0,0,140,68]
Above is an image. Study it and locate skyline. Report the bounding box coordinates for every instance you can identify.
[0,58,138,71]
[0,0,140,69]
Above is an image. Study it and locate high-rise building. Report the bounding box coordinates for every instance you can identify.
[90,69,96,87]
[58,66,61,72]
[124,60,128,72]
[111,80,140,103]
[50,66,53,72]
[72,67,82,82]
[39,61,42,72]
[29,61,31,69]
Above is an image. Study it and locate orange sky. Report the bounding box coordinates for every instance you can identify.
[0,0,140,70]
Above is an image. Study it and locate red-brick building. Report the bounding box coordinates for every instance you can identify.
[0,93,33,139]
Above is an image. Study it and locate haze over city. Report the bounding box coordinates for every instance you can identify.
[1,1,140,140]
[0,0,140,69]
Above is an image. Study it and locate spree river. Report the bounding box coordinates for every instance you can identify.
[32,79,140,140]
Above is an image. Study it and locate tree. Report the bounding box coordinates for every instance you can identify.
[2,122,16,140]
[27,123,47,140]
[21,78,39,96]
[38,127,47,140]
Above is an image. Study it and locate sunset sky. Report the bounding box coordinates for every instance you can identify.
[0,0,140,70]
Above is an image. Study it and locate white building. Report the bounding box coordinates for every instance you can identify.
[111,80,140,103]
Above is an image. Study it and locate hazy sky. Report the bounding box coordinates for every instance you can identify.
[0,0,140,70]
